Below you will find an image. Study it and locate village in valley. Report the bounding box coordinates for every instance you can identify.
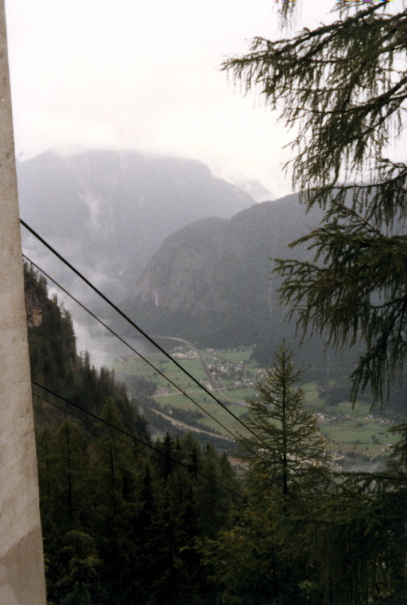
[115,343,400,465]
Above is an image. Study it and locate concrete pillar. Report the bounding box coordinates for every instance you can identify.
[0,2,47,603]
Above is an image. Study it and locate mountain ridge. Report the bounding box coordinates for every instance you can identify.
[129,195,326,365]
[17,149,256,296]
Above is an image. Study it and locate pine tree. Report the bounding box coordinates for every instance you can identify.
[88,400,141,604]
[224,10,407,598]
[239,344,329,507]
[224,1,407,404]
[56,530,102,605]
[195,443,236,540]
[201,345,330,605]
[36,420,93,603]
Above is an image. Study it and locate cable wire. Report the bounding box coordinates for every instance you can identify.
[21,219,266,445]
[23,254,237,442]
[32,380,243,500]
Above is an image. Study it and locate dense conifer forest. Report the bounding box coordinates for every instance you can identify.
[25,264,407,604]
[25,264,239,605]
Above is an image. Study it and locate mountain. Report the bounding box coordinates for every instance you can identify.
[129,194,332,367]
[17,150,255,298]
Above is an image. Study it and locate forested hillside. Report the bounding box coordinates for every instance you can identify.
[25,263,407,605]
[26,268,407,605]
[24,263,239,605]
[25,262,150,439]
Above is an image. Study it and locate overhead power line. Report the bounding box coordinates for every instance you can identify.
[32,380,243,500]
[24,255,238,442]
[21,219,267,446]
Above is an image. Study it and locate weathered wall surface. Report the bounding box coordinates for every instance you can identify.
[0,2,47,603]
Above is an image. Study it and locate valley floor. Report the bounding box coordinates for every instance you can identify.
[113,345,401,464]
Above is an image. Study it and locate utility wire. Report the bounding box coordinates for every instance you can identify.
[34,391,137,448]
[32,380,243,500]
[21,219,266,445]
[24,255,237,442]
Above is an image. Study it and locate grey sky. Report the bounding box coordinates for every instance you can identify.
[6,1,330,199]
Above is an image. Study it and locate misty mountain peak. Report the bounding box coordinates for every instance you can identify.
[17,149,256,289]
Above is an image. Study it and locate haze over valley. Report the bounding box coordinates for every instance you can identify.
[17,149,355,374]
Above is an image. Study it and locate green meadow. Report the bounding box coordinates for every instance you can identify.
[113,348,399,459]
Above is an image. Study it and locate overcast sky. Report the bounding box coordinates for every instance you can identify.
[6,0,331,200]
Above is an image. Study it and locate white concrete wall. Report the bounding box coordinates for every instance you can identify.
[0,2,47,603]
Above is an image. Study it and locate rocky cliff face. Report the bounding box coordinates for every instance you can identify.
[130,195,324,354]
[24,265,47,328]
[25,289,43,328]
[136,217,228,313]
